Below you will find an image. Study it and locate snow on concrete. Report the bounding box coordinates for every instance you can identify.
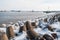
[0,13,60,40]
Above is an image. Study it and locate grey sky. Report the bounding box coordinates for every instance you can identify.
[0,0,60,11]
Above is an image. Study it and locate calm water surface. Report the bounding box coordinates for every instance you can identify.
[0,12,46,24]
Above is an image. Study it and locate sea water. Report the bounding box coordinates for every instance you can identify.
[0,11,46,24]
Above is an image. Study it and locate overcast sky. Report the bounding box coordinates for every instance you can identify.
[0,0,60,11]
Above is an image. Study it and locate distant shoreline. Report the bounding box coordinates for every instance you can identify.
[0,10,60,12]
